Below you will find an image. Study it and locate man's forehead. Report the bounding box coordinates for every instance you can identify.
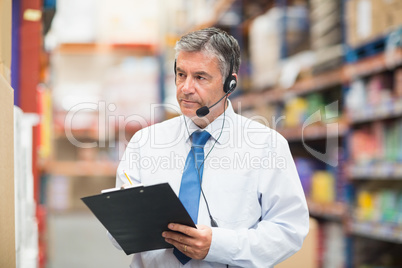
[177,51,218,63]
[176,51,220,72]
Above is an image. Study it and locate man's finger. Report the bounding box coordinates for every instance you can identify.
[120,183,130,189]
[167,223,198,237]
[162,230,192,245]
[164,238,192,256]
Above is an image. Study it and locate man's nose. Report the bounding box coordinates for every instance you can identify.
[181,76,195,94]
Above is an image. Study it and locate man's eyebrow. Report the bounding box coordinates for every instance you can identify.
[194,71,213,79]
[176,66,185,73]
[176,67,213,79]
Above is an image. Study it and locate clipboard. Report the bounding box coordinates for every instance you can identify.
[81,183,196,255]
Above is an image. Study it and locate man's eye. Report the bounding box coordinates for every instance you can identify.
[197,76,205,80]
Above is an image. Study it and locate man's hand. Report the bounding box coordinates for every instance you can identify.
[162,223,212,260]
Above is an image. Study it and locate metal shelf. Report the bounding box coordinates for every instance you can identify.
[349,221,402,244]
[55,42,157,55]
[347,162,402,180]
[347,98,402,124]
[307,198,347,221]
[42,160,119,177]
[278,120,349,141]
[343,48,402,81]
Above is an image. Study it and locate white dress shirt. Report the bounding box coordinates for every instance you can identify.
[110,101,309,268]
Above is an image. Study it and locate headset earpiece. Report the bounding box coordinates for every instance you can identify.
[174,60,177,85]
[223,57,237,93]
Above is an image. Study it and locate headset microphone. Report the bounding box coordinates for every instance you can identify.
[196,84,234,117]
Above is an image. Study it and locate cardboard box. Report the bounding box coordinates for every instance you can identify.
[0,76,15,268]
[345,0,381,47]
[0,0,16,267]
[346,0,402,47]
[0,0,11,83]
[382,0,402,28]
[275,218,318,268]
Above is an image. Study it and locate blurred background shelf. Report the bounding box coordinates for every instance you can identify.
[349,221,402,244]
[190,0,236,30]
[347,98,402,124]
[278,120,349,141]
[347,162,402,180]
[54,42,157,55]
[307,198,347,221]
[286,68,344,97]
[343,48,402,80]
[42,160,119,177]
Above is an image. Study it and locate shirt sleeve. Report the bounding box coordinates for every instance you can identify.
[203,137,310,267]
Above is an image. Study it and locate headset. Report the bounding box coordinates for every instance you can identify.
[175,56,237,117]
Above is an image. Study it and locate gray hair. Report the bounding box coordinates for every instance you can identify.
[175,27,241,82]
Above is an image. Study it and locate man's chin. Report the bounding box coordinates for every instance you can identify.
[180,106,198,119]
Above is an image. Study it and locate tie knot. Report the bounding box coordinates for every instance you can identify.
[191,131,211,148]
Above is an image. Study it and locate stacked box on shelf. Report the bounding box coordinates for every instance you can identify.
[345,72,396,123]
[355,183,402,237]
[295,155,347,204]
[283,90,341,129]
[310,0,342,49]
[345,0,402,63]
[317,220,346,267]
[310,0,344,73]
[377,0,402,33]
[248,4,310,90]
[345,70,402,178]
[322,222,345,268]
[346,0,379,48]
[348,118,402,170]
[248,8,284,90]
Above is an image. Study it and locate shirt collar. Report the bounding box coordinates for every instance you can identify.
[183,100,235,145]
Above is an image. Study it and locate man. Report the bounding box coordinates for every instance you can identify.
[110,27,309,267]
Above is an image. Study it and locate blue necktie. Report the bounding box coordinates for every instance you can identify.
[174,130,211,265]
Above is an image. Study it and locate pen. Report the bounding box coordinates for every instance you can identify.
[123,170,133,185]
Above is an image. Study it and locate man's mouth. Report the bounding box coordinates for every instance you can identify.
[181,99,198,104]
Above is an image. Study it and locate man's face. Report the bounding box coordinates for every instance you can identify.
[175,51,226,127]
